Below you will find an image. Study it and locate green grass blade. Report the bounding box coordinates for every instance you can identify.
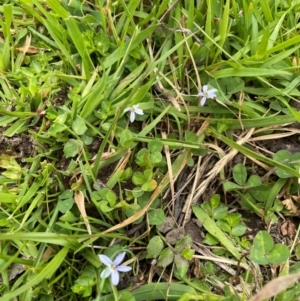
[192,206,241,260]
[0,247,69,301]
[65,17,92,79]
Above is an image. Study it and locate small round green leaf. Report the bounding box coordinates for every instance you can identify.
[266,244,290,264]
[148,209,165,225]
[146,236,164,259]
[175,235,193,253]
[223,181,242,191]
[245,175,262,187]
[148,140,163,152]
[64,139,83,158]
[174,254,189,280]
[72,117,87,135]
[250,247,268,265]
[273,150,293,178]
[120,129,133,147]
[57,198,74,213]
[150,151,162,164]
[231,223,247,236]
[233,163,247,185]
[253,231,274,253]
[132,171,146,185]
[157,248,174,268]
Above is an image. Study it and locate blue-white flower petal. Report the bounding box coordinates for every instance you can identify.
[99,254,113,266]
[113,252,126,266]
[100,267,112,279]
[116,265,132,272]
[200,97,207,106]
[130,111,135,122]
[111,270,120,286]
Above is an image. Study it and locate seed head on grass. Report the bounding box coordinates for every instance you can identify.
[124,104,144,122]
[99,252,132,286]
[197,85,218,106]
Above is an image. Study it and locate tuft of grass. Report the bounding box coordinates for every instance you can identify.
[1,1,300,300]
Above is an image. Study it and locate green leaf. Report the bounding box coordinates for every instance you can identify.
[231,223,247,237]
[213,204,228,220]
[245,175,262,187]
[185,130,198,143]
[132,171,146,185]
[106,190,117,206]
[290,262,300,273]
[59,211,78,222]
[273,150,293,178]
[57,198,74,213]
[233,163,247,185]
[63,140,83,158]
[249,230,290,265]
[266,244,290,264]
[175,235,193,253]
[223,181,242,191]
[209,194,220,209]
[141,179,157,191]
[72,276,93,297]
[217,220,231,233]
[99,188,117,206]
[143,169,153,181]
[291,152,300,168]
[59,190,73,200]
[148,140,163,152]
[72,117,87,135]
[174,254,189,280]
[150,151,162,164]
[181,248,195,261]
[192,205,241,259]
[223,213,241,227]
[249,184,272,202]
[120,129,133,147]
[148,209,165,225]
[250,247,269,265]
[146,236,164,259]
[203,233,219,245]
[253,231,274,254]
[157,248,174,268]
[98,201,112,213]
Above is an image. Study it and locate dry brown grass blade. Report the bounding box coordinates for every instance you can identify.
[238,90,245,130]
[253,126,300,136]
[103,150,190,234]
[181,119,211,223]
[18,35,31,66]
[113,149,131,171]
[192,128,255,203]
[193,243,249,274]
[249,272,300,301]
[90,149,116,162]
[162,131,174,207]
[182,156,202,225]
[250,131,299,141]
[74,190,92,235]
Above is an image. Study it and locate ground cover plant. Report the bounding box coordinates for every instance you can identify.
[1,0,300,300]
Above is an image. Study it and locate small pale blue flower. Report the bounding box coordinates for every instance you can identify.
[197,85,218,106]
[124,104,144,122]
[99,252,132,286]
